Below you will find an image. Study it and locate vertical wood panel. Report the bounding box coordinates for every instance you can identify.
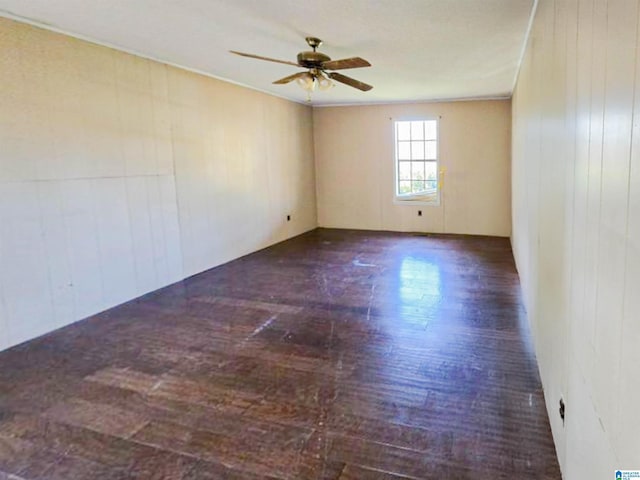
[157,176,183,285]
[0,209,8,349]
[125,177,160,296]
[37,182,75,330]
[616,0,640,462]
[93,178,137,308]
[568,0,594,381]
[0,183,52,345]
[592,0,638,430]
[0,288,7,350]
[61,180,105,321]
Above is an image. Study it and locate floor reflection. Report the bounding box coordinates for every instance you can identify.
[398,256,441,302]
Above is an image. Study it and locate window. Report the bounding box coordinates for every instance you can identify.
[394,119,439,204]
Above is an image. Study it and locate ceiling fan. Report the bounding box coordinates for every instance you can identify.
[230,37,373,93]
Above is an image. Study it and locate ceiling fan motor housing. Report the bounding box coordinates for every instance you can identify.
[297,51,331,68]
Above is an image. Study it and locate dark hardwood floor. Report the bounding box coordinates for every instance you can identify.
[0,228,561,479]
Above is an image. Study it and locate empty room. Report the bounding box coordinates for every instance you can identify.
[0,0,638,479]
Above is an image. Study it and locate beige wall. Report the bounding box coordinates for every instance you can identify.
[313,100,511,236]
[169,68,316,277]
[0,18,316,351]
[512,0,640,476]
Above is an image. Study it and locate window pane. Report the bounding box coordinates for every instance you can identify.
[397,122,411,141]
[411,161,424,180]
[399,180,411,194]
[410,121,424,140]
[425,140,437,159]
[424,120,437,140]
[411,180,426,193]
[398,141,411,160]
[411,141,424,160]
[425,162,437,180]
[399,162,411,180]
[395,119,439,201]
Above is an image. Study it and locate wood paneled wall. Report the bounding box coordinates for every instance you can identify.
[0,18,316,351]
[512,0,640,476]
[313,100,512,236]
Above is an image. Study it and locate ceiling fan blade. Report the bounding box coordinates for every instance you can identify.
[229,51,299,67]
[322,57,371,70]
[329,72,373,91]
[273,72,308,84]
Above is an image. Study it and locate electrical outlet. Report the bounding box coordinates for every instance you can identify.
[559,398,565,424]
[287,215,291,221]
[418,210,422,216]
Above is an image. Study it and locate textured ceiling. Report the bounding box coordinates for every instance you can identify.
[0,0,535,106]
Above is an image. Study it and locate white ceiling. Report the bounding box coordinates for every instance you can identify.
[0,0,535,106]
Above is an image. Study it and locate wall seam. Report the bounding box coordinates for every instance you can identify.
[165,65,187,281]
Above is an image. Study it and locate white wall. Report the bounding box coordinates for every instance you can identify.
[512,0,640,476]
[168,69,316,277]
[313,100,512,236]
[0,18,316,351]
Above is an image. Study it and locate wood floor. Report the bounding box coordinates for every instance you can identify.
[0,228,561,479]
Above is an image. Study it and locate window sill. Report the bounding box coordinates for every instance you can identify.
[394,197,440,207]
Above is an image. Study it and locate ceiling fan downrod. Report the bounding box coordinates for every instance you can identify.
[305,37,323,51]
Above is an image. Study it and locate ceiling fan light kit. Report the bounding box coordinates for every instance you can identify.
[230,36,372,99]
[295,71,334,92]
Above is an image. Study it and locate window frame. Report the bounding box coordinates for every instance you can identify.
[393,117,440,206]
